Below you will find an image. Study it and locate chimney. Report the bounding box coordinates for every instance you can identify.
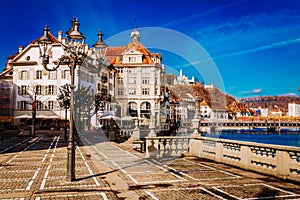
[18,46,23,53]
[58,30,62,42]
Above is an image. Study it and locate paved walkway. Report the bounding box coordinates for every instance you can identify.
[0,130,299,199]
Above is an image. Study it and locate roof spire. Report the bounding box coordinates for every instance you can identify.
[131,18,140,44]
[134,18,137,30]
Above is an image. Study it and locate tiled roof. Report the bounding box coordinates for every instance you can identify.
[105,41,161,65]
[30,32,60,44]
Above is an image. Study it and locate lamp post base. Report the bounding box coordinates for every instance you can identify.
[66,143,76,182]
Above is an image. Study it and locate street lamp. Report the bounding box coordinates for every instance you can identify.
[39,18,86,182]
[93,31,110,124]
[57,84,71,140]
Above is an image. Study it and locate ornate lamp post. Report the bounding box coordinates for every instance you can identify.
[93,31,110,124]
[57,84,71,140]
[39,18,86,182]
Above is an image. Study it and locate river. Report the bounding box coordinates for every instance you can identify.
[201,130,300,148]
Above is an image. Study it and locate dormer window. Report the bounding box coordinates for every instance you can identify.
[128,56,136,63]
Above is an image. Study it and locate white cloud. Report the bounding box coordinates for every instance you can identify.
[240,88,263,96]
[278,93,298,97]
[252,88,262,94]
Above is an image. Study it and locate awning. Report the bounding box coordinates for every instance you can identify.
[14,114,31,119]
[100,115,120,120]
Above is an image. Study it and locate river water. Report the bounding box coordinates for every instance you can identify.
[201,130,300,148]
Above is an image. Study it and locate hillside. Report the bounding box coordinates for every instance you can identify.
[169,83,299,114]
[241,96,300,112]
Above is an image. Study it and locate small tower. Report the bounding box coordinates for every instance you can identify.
[131,19,140,44]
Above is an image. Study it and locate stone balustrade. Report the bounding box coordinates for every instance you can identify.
[145,135,300,182]
[145,136,194,158]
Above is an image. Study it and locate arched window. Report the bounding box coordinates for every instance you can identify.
[140,102,151,119]
[128,102,138,117]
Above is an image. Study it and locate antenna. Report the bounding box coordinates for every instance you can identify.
[134,18,137,29]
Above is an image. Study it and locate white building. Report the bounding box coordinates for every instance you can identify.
[105,28,165,126]
[174,69,195,85]
[288,103,300,117]
[200,100,211,119]
[9,21,113,130]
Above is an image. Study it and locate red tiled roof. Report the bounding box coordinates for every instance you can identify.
[105,41,161,65]
[30,32,60,44]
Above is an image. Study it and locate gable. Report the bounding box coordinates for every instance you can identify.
[10,44,40,65]
[122,48,143,64]
[0,68,13,80]
[122,48,143,56]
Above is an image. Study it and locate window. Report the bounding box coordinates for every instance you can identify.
[128,88,136,95]
[47,85,55,95]
[101,73,108,83]
[128,77,136,84]
[36,101,42,110]
[117,89,123,95]
[142,88,150,95]
[62,70,70,79]
[19,101,28,110]
[19,85,27,95]
[48,71,57,80]
[117,77,123,84]
[142,77,150,84]
[20,71,28,80]
[36,70,42,79]
[36,85,42,95]
[117,68,123,73]
[48,101,54,110]
[101,86,108,94]
[128,56,136,62]
[144,102,151,110]
[128,68,136,73]
[142,68,150,73]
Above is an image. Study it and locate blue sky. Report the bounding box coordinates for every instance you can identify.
[0,0,299,98]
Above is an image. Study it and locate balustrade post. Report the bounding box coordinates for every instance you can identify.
[240,145,251,170]
[215,142,223,162]
[145,138,158,158]
[276,150,290,179]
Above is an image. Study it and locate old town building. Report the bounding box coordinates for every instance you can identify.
[3,22,115,130]
[105,28,166,126]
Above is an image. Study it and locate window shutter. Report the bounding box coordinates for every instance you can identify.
[18,86,21,95]
[44,86,48,95]
[17,101,20,110]
[18,71,21,80]
[27,71,30,80]
[54,101,57,109]
[54,86,57,95]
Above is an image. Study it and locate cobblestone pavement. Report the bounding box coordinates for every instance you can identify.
[80,130,300,200]
[0,131,300,200]
[0,133,118,200]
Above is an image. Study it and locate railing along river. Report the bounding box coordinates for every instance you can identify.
[145,135,300,182]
